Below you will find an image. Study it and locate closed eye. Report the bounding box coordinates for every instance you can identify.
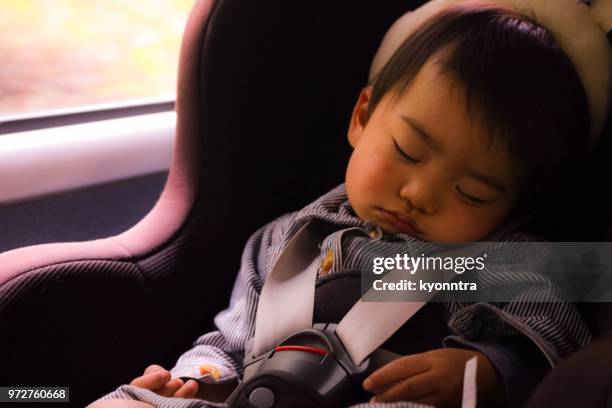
[392,139,420,163]
[456,186,487,205]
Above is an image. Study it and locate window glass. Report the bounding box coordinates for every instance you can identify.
[0,0,193,117]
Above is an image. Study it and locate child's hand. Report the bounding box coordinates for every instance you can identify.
[363,348,504,408]
[129,364,199,399]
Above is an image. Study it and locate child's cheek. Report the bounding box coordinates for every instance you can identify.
[363,155,395,191]
[364,145,395,177]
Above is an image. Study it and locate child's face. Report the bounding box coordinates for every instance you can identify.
[345,58,522,242]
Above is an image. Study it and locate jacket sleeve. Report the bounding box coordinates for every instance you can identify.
[168,211,297,384]
[441,236,592,407]
[444,236,592,362]
[91,212,296,405]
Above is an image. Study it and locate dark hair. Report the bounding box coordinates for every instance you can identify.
[368,3,590,224]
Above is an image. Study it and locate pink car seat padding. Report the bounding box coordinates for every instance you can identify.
[0,0,213,283]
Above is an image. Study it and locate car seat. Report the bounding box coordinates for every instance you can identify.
[0,0,610,407]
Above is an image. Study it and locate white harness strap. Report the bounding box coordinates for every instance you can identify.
[335,273,444,366]
[252,221,322,356]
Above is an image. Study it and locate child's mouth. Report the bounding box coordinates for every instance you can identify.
[377,208,423,236]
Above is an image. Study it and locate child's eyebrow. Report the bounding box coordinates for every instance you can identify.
[400,114,507,194]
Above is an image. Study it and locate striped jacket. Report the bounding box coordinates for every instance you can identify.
[94,184,591,408]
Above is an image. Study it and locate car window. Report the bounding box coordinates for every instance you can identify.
[0,0,193,117]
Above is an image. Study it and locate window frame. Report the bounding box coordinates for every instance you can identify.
[0,97,174,135]
[0,98,176,205]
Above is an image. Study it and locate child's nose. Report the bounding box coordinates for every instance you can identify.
[399,179,437,215]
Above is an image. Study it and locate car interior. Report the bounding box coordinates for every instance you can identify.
[1,0,611,407]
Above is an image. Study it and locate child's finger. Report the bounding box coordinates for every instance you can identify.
[144,364,167,375]
[130,370,171,390]
[363,354,431,392]
[370,372,435,403]
[173,379,199,398]
[154,378,184,397]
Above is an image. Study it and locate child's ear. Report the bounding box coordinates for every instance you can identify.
[347,86,372,148]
